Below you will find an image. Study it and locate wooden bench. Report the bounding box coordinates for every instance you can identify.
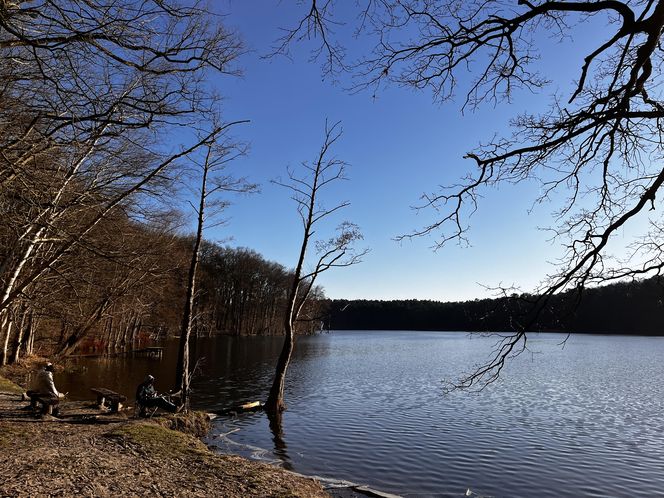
[90,387,127,413]
[26,390,60,415]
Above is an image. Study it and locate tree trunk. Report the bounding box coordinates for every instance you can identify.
[103,317,113,355]
[10,312,27,364]
[130,317,141,348]
[265,143,320,414]
[24,312,35,356]
[0,314,13,366]
[265,320,294,413]
[175,148,211,409]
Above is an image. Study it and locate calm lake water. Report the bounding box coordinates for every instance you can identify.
[58,331,664,497]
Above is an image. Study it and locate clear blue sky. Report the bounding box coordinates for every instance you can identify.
[190,2,632,302]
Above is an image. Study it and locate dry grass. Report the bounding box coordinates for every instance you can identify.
[0,375,23,395]
[0,391,329,497]
[108,421,210,459]
[153,410,212,437]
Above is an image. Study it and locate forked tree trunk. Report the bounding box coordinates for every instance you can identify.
[265,183,316,413]
[265,126,339,415]
[265,247,309,414]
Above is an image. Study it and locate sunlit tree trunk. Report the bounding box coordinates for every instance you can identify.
[0,313,13,366]
[175,163,207,409]
[10,310,27,364]
[23,311,35,357]
[175,137,253,408]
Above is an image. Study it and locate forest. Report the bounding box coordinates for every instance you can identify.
[9,212,663,368]
[3,191,662,366]
[0,211,326,365]
[325,277,664,335]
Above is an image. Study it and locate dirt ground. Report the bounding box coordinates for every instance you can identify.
[0,379,329,497]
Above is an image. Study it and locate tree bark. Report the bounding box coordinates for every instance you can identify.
[10,311,27,364]
[266,319,295,413]
[0,314,13,366]
[175,148,211,408]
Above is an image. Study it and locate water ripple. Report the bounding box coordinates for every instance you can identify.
[201,332,664,497]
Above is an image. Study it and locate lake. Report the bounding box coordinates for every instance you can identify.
[58,331,664,497]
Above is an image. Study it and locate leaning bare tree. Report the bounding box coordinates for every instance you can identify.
[265,121,366,415]
[279,0,664,389]
[175,124,256,410]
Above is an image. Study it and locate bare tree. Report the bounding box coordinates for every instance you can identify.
[0,127,226,363]
[279,0,664,389]
[265,121,367,414]
[175,124,256,409]
[53,214,175,357]
[0,0,242,362]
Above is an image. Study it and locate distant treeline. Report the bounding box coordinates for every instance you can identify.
[323,277,664,335]
[195,243,323,337]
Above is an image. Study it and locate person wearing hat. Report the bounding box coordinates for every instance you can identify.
[135,374,178,416]
[27,362,64,413]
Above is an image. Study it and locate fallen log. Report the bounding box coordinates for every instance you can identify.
[215,400,264,416]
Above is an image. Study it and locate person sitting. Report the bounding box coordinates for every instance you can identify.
[135,374,179,416]
[26,362,65,414]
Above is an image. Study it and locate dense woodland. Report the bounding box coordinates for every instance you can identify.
[3,200,662,363]
[1,214,326,362]
[4,175,662,363]
[12,222,664,365]
[0,130,326,362]
[325,277,664,335]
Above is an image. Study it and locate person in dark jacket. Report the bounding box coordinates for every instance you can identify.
[135,374,178,416]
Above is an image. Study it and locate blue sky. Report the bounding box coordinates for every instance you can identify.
[189,2,626,302]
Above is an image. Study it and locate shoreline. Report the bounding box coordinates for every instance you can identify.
[0,374,327,497]
[0,371,401,498]
[206,414,401,498]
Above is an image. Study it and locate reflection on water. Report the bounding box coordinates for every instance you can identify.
[57,331,664,497]
[267,410,293,471]
[57,340,184,402]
